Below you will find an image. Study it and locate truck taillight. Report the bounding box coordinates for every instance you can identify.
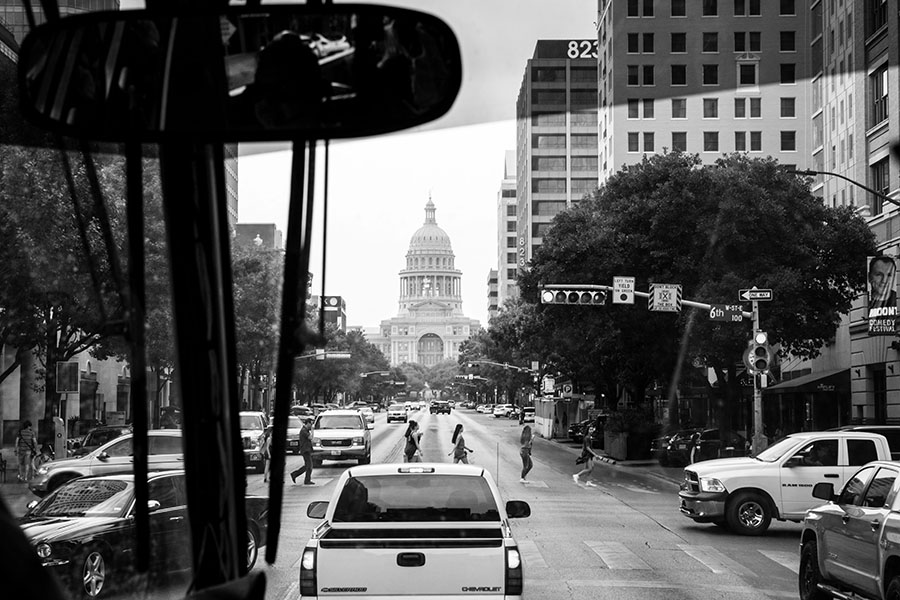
[299,547,317,597]
[505,546,522,595]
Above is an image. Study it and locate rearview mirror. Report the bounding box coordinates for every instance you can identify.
[18,4,461,143]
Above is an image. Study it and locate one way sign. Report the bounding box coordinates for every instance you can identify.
[739,288,773,301]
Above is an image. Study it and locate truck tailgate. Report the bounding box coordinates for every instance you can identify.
[316,526,506,597]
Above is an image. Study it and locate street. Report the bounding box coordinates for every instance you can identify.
[1,406,803,600]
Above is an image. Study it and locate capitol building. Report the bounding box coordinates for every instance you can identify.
[367,200,480,366]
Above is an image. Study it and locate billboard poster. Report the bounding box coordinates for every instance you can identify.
[867,255,899,335]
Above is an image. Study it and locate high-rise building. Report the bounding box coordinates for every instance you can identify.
[515,39,600,278]
[496,150,518,309]
[487,269,499,320]
[367,199,480,366]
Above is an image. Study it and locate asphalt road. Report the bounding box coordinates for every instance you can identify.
[2,408,803,599]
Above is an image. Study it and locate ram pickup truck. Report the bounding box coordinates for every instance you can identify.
[679,431,892,535]
[800,460,900,600]
[300,463,531,599]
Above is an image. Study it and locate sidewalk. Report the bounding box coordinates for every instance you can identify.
[546,436,684,486]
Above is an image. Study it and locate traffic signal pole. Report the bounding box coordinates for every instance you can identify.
[752,301,766,454]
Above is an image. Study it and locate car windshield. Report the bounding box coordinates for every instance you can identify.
[29,479,132,519]
[1,1,893,598]
[287,416,303,429]
[332,475,500,522]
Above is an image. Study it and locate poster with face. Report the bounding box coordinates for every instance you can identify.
[867,255,898,335]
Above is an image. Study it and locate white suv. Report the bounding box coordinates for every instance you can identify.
[311,410,372,466]
[386,403,408,423]
[301,463,530,598]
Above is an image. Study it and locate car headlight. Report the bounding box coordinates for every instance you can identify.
[36,543,52,558]
[699,477,726,493]
[351,437,364,445]
[37,465,51,475]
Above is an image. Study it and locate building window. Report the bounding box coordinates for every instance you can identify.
[735,131,747,151]
[628,65,640,86]
[703,98,719,118]
[703,32,718,52]
[871,64,889,127]
[750,97,761,117]
[533,179,566,193]
[535,134,565,148]
[734,0,760,15]
[780,63,796,84]
[671,64,687,85]
[643,65,655,85]
[572,157,598,171]
[671,32,687,53]
[628,33,640,53]
[532,201,567,216]
[703,0,718,16]
[506,223,516,233]
[571,135,597,148]
[780,131,796,151]
[780,97,795,117]
[507,269,517,279]
[572,111,597,126]
[532,223,552,238]
[735,98,746,118]
[672,132,687,151]
[871,157,890,215]
[571,90,596,106]
[627,0,640,16]
[533,67,565,82]
[628,99,640,119]
[702,64,719,85]
[643,33,655,53]
[506,205,516,216]
[506,237,516,248]
[733,31,761,52]
[572,179,597,194]
[868,0,888,35]
[644,132,655,152]
[533,157,566,171]
[643,0,654,16]
[780,0,795,15]
[643,99,655,118]
[628,132,640,152]
[739,63,757,85]
[570,67,596,82]
[533,90,566,103]
[780,31,796,52]
[671,0,686,17]
[672,98,687,118]
[750,131,762,151]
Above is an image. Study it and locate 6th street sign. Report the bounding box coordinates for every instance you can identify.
[709,304,743,322]
[739,288,773,302]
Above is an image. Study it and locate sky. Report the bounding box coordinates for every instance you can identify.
[236,1,598,329]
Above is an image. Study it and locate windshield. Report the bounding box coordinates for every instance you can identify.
[29,479,132,519]
[1,1,892,599]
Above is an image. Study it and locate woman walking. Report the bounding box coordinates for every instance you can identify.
[449,424,473,464]
[404,420,422,462]
[519,425,535,482]
[573,427,601,486]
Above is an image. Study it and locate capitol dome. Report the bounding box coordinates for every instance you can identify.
[408,200,453,252]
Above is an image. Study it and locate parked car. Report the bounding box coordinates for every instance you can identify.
[430,400,451,414]
[359,406,376,426]
[239,410,268,473]
[387,403,408,423]
[21,471,267,599]
[493,404,515,418]
[29,430,185,497]
[522,407,535,423]
[689,428,748,463]
[311,410,372,466]
[800,460,900,600]
[286,415,305,455]
[568,419,591,443]
[654,428,704,467]
[67,425,132,458]
[301,463,530,598]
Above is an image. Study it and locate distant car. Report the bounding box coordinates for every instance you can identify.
[29,430,184,497]
[430,400,450,414]
[310,403,327,415]
[655,428,704,467]
[286,415,305,454]
[522,407,535,423]
[507,406,521,419]
[568,419,591,443]
[67,425,131,457]
[493,404,515,417]
[359,406,375,426]
[290,405,314,418]
[239,410,268,473]
[387,404,408,423]
[311,410,372,466]
[690,428,748,462]
[301,463,530,598]
[478,404,495,415]
[21,471,267,599]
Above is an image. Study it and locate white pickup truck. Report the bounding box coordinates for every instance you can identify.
[300,463,531,599]
[678,431,892,535]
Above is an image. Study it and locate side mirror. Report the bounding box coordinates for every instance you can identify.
[307,501,329,520]
[147,500,162,513]
[506,500,531,519]
[97,452,110,461]
[812,482,835,502]
[18,3,462,144]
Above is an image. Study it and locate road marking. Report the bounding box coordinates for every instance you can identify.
[678,544,755,577]
[531,579,793,597]
[279,581,299,600]
[759,550,800,574]
[517,540,548,568]
[585,541,651,570]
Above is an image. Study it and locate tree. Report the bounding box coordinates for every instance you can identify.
[519,152,877,428]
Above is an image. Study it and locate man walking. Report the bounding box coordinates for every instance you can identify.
[290,417,315,485]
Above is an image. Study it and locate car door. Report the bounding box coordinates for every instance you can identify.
[146,475,186,571]
[148,435,185,470]
[837,466,898,597]
[89,436,135,475]
[779,438,841,518]
[818,465,876,585]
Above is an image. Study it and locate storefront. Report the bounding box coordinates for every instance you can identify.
[761,368,850,434]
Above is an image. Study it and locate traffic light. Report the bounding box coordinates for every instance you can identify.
[744,331,772,374]
[540,288,607,305]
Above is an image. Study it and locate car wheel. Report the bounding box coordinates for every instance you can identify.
[799,540,829,600]
[726,491,771,535]
[246,527,259,571]
[887,576,900,600]
[77,546,108,599]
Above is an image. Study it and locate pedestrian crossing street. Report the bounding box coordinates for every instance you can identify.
[517,540,798,575]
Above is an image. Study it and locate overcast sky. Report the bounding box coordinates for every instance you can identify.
[237,1,597,328]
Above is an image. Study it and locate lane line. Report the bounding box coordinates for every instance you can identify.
[584,541,651,570]
[758,550,800,574]
[677,544,755,577]
[517,540,548,568]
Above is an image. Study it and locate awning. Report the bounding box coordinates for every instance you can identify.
[762,368,849,395]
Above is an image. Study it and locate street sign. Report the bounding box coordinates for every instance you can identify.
[612,276,635,304]
[739,288,773,301]
[709,304,744,322]
[648,284,682,312]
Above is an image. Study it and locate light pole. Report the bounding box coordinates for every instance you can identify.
[789,169,899,209]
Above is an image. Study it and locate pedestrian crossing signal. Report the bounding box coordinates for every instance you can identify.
[540,288,607,305]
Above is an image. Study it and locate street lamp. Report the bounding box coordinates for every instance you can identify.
[789,169,899,209]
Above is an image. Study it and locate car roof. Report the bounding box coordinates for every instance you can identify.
[831,425,900,430]
[788,431,890,440]
[344,463,487,477]
[74,469,185,483]
[317,409,362,416]
[239,410,266,416]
